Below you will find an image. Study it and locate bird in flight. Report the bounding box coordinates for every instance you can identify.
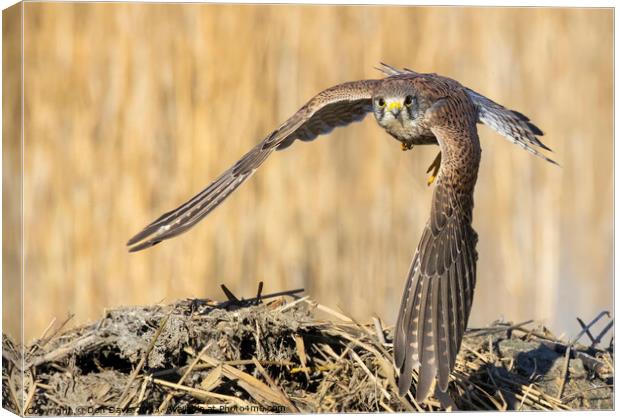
[127,63,554,402]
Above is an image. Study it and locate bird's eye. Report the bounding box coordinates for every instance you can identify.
[376,97,386,108]
[404,95,414,107]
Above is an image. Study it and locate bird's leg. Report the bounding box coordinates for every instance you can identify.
[401,141,414,151]
[426,152,442,186]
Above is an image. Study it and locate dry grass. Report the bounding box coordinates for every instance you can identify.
[3,288,614,414]
[3,5,613,344]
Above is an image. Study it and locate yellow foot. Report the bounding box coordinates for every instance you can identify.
[427,173,437,186]
[426,152,442,186]
[401,142,414,151]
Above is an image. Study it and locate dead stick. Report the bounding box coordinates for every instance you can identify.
[29,333,98,368]
[592,319,614,347]
[23,382,38,414]
[151,359,295,378]
[372,317,387,345]
[466,319,534,337]
[151,378,251,405]
[133,377,150,416]
[350,350,391,401]
[7,375,20,414]
[251,357,300,412]
[31,313,76,356]
[572,311,610,345]
[157,342,212,413]
[28,318,57,355]
[217,287,305,307]
[556,346,571,399]
[576,317,596,344]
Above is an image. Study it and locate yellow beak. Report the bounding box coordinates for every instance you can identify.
[386,101,402,113]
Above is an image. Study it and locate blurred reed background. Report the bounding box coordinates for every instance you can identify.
[10,4,612,343]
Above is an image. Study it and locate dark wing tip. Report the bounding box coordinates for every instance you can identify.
[513,112,556,155]
[469,88,553,156]
[126,218,168,251]
[375,62,399,76]
[397,370,413,397]
[510,109,547,139]
[127,239,162,253]
[127,203,183,248]
[510,109,531,121]
[415,370,435,403]
[126,228,153,247]
[526,121,545,137]
[127,224,164,251]
[538,141,553,152]
[438,376,450,392]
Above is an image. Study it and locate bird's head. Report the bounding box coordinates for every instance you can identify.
[372,79,427,133]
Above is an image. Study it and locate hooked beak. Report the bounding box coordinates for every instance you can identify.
[386,100,402,117]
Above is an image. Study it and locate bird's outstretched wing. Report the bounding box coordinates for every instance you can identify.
[393,183,478,401]
[376,63,556,165]
[464,87,556,164]
[127,80,379,252]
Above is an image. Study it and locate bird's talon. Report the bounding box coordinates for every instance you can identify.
[401,142,413,151]
[426,152,442,186]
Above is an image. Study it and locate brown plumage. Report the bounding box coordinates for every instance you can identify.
[127,64,553,402]
[391,78,481,402]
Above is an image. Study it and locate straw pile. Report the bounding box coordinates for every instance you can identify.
[2,286,613,414]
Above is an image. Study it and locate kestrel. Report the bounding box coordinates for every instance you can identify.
[127,64,554,402]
